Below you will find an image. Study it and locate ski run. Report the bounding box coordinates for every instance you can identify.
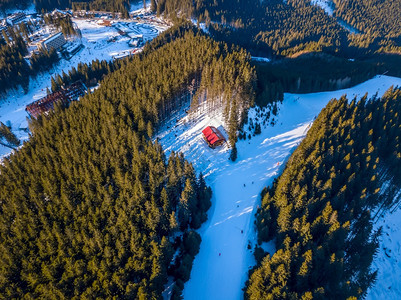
[157,75,401,299]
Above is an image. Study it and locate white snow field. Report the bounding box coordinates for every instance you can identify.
[156,75,401,300]
[0,8,168,159]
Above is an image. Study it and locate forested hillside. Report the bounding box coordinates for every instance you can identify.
[333,0,401,54]
[3,0,401,56]
[253,53,376,105]
[246,87,401,299]
[0,25,256,298]
[154,0,401,57]
[156,0,349,56]
[333,0,401,39]
[50,26,254,145]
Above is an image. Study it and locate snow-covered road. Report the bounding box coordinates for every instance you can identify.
[157,75,401,299]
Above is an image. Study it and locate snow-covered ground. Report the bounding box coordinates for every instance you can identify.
[0,6,168,159]
[368,194,401,299]
[311,0,334,16]
[251,56,271,63]
[156,75,401,300]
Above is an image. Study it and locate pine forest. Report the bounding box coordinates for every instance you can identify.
[247,87,401,299]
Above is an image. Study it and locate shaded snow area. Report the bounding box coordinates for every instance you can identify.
[0,12,168,159]
[251,56,271,63]
[156,75,401,300]
[311,0,334,16]
[338,20,360,34]
[367,190,401,299]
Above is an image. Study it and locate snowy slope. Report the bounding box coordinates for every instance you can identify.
[156,75,401,300]
[367,200,401,299]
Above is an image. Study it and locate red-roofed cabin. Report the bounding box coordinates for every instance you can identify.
[202,126,226,148]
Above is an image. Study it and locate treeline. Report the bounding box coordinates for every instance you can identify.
[253,53,377,106]
[246,87,401,299]
[253,52,401,106]
[0,26,225,299]
[51,59,115,91]
[1,19,37,44]
[71,0,131,16]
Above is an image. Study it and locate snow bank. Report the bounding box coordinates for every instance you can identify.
[157,75,401,300]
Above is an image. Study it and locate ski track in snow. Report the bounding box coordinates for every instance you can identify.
[157,75,401,300]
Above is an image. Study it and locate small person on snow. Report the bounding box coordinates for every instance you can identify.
[241,230,243,234]
[219,253,221,256]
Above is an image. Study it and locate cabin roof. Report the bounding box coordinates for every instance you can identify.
[202,126,225,146]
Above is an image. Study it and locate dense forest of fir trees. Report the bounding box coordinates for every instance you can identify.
[252,52,401,106]
[152,0,401,57]
[246,87,401,299]
[0,25,256,298]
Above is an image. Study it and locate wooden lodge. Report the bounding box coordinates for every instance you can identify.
[202,126,226,148]
[26,81,87,119]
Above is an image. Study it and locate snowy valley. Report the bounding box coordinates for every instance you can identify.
[158,75,401,299]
